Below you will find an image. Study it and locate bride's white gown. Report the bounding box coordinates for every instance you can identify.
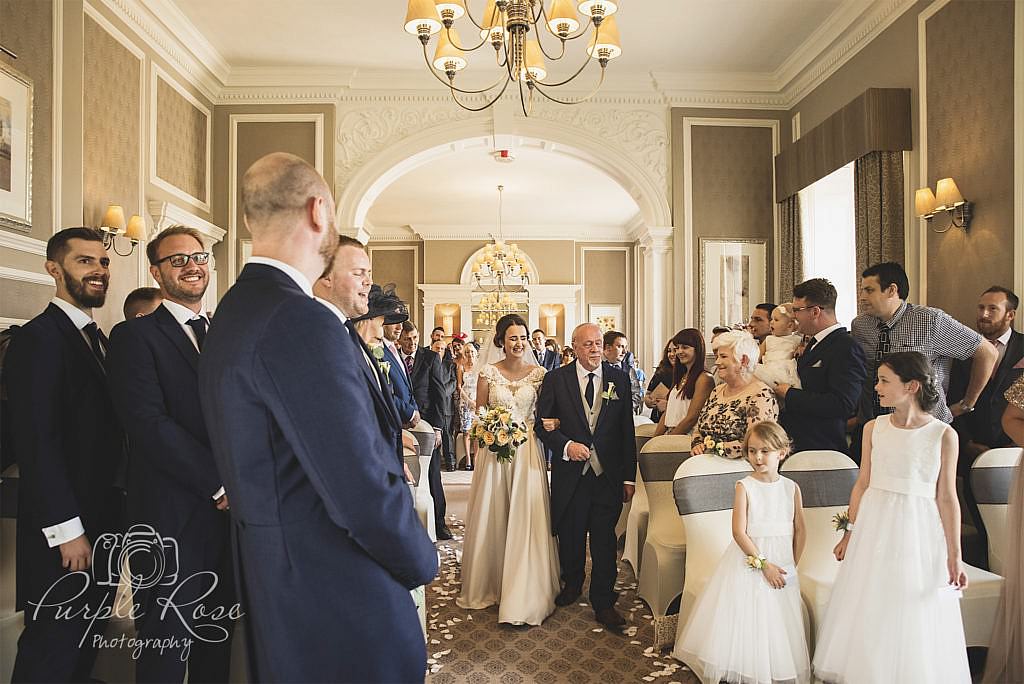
[457,364,561,626]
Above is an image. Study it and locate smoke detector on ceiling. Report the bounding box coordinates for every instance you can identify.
[492,149,515,163]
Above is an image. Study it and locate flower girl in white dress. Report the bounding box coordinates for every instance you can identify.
[674,421,810,684]
[457,314,560,626]
[813,351,970,683]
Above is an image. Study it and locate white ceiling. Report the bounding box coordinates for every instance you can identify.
[160,0,874,238]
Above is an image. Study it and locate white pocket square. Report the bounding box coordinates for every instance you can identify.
[811,360,823,368]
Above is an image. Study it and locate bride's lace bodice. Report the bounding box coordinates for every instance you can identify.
[479,364,547,424]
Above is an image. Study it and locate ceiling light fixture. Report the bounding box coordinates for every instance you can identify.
[403,0,623,116]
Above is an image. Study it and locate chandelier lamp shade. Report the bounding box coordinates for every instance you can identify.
[471,184,531,288]
[403,0,623,115]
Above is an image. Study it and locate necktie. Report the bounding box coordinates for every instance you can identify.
[186,317,208,351]
[804,336,816,354]
[83,321,106,367]
[585,372,595,409]
[405,354,415,375]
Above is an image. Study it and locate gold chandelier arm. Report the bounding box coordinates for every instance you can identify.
[535,3,594,43]
[526,17,604,88]
[421,42,507,94]
[447,76,513,112]
[530,65,606,105]
[442,23,492,52]
[461,0,500,32]
[530,5,568,61]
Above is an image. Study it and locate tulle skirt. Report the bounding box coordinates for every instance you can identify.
[457,429,560,625]
[812,487,970,683]
[674,535,810,684]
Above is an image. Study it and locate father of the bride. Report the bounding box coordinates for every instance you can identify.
[199,152,437,682]
[535,323,636,629]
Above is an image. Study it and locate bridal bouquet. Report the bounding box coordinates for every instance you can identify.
[470,406,528,464]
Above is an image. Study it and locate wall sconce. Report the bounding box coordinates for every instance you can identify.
[99,204,146,256]
[915,178,972,233]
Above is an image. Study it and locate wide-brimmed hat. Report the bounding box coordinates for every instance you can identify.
[351,283,408,324]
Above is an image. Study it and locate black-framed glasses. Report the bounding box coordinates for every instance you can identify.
[154,252,210,268]
[790,304,821,313]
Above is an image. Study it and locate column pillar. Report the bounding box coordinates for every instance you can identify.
[639,227,673,377]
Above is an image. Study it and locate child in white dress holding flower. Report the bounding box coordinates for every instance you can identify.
[674,421,810,684]
[754,303,802,389]
[813,352,970,683]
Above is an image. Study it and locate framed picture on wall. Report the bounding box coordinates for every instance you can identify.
[698,238,767,342]
[0,62,33,232]
[589,304,622,334]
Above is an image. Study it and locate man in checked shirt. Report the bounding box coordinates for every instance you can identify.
[850,261,998,460]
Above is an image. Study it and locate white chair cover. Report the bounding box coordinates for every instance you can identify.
[672,455,753,629]
[622,422,659,574]
[970,447,1021,574]
[633,414,655,427]
[636,436,691,625]
[783,450,858,650]
[410,420,438,541]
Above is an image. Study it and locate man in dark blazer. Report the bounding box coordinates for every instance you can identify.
[382,319,420,428]
[7,227,125,682]
[776,278,867,457]
[107,225,235,683]
[198,153,437,683]
[398,321,454,539]
[531,329,560,371]
[535,323,636,628]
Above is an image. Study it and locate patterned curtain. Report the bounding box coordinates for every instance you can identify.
[777,194,803,302]
[854,151,905,277]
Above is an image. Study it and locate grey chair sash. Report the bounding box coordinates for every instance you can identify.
[674,472,749,515]
[404,455,421,486]
[971,467,1013,505]
[785,469,858,508]
[638,451,690,483]
[635,435,653,458]
[412,429,436,458]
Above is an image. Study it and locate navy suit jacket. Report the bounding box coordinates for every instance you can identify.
[198,264,437,682]
[533,348,560,372]
[382,344,418,424]
[535,361,637,532]
[949,329,1024,448]
[107,304,226,547]
[781,327,867,455]
[5,303,124,609]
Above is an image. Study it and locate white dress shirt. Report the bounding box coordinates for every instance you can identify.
[42,298,101,547]
[248,256,313,296]
[562,362,634,485]
[811,322,844,347]
[992,326,1013,366]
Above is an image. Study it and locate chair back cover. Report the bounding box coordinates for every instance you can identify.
[639,436,691,545]
[971,447,1022,574]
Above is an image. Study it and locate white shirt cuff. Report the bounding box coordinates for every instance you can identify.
[42,517,85,548]
[562,442,571,461]
[212,486,225,500]
[624,481,635,485]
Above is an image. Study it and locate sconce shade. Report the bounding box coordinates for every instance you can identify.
[433,26,467,71]
[587,14,622,59]
[548,0,581,35]
[101,205,126,233]
[915,187,937,217]
[934,177,965,209]
[405,0,442,35]
[125,214,147,241]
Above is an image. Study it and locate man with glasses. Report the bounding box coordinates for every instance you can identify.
[107,225,236,682]
[851,261,997,434]
[774,278,866,457]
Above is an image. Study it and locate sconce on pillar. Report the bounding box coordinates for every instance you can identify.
[915,178,972,233]
[99,204,146,256]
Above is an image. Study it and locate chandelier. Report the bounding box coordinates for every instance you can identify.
[470,185,531,289]
[403,0,622,115]
[476,291,520,328]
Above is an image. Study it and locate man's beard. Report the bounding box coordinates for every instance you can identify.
[64,271,107,308]
[163,271,207,305]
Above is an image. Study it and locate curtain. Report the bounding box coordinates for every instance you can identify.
[778,194,803,301]
[854,151,905,277]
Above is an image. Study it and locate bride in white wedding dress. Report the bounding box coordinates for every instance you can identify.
[457,314,561,626]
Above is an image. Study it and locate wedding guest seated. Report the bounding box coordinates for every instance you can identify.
[560,346,576,366]
[690,330,779,459]
[544,337,561,357]
[645,339,677,423]
[654,328,714,438]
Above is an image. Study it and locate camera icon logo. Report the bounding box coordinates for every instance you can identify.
[93,524,179,591]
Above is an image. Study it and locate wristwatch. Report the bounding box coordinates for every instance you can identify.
[958,400,975,414]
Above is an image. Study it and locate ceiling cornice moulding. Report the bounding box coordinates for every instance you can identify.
[379,223,633,242]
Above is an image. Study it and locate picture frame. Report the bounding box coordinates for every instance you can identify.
[588,304,623,333]
[698,238,767,343]
[0,62,33,232]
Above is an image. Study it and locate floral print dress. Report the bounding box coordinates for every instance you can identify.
[690,381,779,458]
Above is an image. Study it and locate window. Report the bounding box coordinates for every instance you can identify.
[799,162,856,326]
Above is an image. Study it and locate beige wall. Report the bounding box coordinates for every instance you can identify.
[422,239,577,285]
[155,76,207,203]
[368,243,420,330]
[925,0,1015,324]
[0,0,53,242]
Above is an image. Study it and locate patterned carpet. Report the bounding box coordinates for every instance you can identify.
[424,487,699,683]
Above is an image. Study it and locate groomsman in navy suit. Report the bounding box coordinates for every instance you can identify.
[775,278,866,456]
[108,225,235,682]
[531,329,561,371]
[199,153,437,682]
[7,228,125,682]
[382,316,421,428]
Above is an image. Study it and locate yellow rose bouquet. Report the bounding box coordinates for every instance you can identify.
[470,406,528,464]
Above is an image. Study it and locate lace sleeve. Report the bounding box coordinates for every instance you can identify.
[1006,376,1024,411]
[746,384,780,425]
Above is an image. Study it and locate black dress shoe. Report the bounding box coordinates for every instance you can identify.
[594,606,626,628]
[555,586,582,606]
[436,525,454,541]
